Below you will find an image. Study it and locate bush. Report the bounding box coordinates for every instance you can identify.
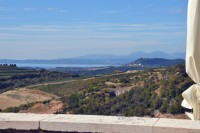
[120,78,130,84]
[159,100,168,113]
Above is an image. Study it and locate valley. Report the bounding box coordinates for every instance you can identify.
[0,62,193,120]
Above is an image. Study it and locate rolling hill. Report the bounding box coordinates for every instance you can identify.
[127,58,185,67]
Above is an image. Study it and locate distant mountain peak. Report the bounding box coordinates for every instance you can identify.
[72,51,185,60]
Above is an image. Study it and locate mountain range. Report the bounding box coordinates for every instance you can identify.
[0,51,185,66]
[77,51,185,60]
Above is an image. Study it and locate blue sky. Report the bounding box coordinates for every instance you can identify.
[0,0,187,59]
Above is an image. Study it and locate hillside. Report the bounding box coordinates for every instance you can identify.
[127,58,185,67]
[0,64,79,92]
[0,64,36,79]
[0,63,193,119]
[59,64,192,118]
[0,88,57,111]
[2,64,192,119]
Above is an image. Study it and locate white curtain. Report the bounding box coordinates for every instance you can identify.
[181,0,200,120]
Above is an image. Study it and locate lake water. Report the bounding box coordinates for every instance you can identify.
[14,63,111,69]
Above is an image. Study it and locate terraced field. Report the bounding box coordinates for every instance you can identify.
[0,65,36,79]
[0,65,77,93]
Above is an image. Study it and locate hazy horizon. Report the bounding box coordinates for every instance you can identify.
[0,51,186,60]
[0,0,187,59]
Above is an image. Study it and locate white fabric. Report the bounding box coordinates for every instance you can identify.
[182,0,200,120]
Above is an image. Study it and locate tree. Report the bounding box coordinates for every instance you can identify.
[168,101,182,114]
[68,93,80,108]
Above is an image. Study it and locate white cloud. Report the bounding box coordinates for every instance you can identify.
[0,7,12,11]
[0,22,185,39]
[23,8,37,11]
[143,4,153,9]
[1,21,185,30]
[170,8,185,13]
[102,10,122,14]
[0,25,66,32]
[47,8,67,13]
[0,22,186,59]
[0,15,19,19]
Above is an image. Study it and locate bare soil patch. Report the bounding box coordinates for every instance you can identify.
[20,100,63,114]
[0,88,58,110]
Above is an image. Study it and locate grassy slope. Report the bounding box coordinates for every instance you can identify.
[27,65,194,117]
[29,73,132,97]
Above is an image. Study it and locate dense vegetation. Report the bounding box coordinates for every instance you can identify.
[30,64,193,117]
[0,64,78,92]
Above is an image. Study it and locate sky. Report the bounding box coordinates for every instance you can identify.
[0,0,188,59]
